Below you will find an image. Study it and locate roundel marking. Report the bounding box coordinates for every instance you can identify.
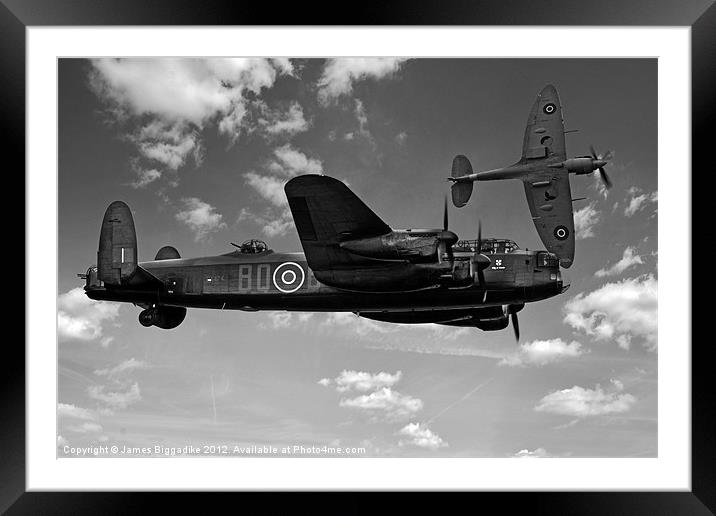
[543,102,556,115]
[273,262,305,293]
[554,225,569,241]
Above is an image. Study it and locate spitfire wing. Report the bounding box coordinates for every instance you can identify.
[521,84,567,161]
[522,169,575,267]
[519,84,574,267]
[285,175,392,271]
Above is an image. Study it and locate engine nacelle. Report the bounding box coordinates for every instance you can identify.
[314,263,447,293]
[563,157,597,175]
[339,229,457,263]
[139,306,187,329]
[474,316,509,332]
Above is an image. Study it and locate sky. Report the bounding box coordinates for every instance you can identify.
[57,58,658,458]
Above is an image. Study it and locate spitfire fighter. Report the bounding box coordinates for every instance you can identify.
[82,175,569,340]
[448,84,613,268]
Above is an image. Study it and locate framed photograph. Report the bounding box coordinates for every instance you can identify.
[7,0,712,511]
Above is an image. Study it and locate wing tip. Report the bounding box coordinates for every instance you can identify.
[285,173,335,195]
[539,83,558,95]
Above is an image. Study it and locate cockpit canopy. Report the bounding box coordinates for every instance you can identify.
[237,239,269,254]
[454,238,519,254]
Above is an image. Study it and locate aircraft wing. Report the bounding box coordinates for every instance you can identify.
[521,84,567,161]
[522,168,575,268]
[285,175,392,271]
[519,84,574,267]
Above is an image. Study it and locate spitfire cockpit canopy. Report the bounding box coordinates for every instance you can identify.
[231,239,270,254]
[454,238,519,254]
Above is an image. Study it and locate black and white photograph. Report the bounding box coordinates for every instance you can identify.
[57,57,658,459]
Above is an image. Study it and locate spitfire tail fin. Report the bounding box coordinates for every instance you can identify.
[97,201,138,286]
[450,154,474,208]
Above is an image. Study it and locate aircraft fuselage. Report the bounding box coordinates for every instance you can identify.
[84,248,564,313]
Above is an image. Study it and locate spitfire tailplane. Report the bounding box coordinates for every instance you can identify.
[450,154,474,208]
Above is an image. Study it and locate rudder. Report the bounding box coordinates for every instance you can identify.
[97,201,138,285]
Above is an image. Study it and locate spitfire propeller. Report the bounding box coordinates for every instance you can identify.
[589,145,613,189]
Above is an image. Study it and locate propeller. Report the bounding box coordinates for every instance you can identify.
[504,304,521,342]
[471,219,492,287]
[475,220,485,286]
[589,145,614,189]
[437,197,457,263]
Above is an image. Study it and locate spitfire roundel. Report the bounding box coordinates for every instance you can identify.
[273,262,305,293]
[543,102,556,115]
[553,225,569,241]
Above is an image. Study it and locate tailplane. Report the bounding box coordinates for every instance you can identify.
[155,246,181,260]
[450,155,474,208]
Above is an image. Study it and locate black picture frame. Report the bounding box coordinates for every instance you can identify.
[5,0,712,512]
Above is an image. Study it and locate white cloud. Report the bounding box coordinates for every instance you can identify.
[317,58,407,103]
[238,206,294,238]
[130,167,162,189]
[241,145,322,237]
[88,382,141,410]
[67,421,104,434]
[563,274,657,351]
[624,187,658,217]
[263,312,293,329]
[58,288,121,343]
[595,246,644,277]
[266,144,323,177]
[352,98,372,141]
[94,358,148,379]
[90,58,288,127]
[513,447,550,458]
[243,173,289,207]
[269,58,294,76]
[535,383,636,417]
[594,174,610,199]
[175,197,227,241]
[58,403,96,421]
[320,370,403,393]
[339,387,423,422]
[57,435,68,448]
[260,102,309,136]
[128,120,204,172]
[397,422,447,450]
[573,202,601,240]
[89,58,294,183]
[499,338,585,367]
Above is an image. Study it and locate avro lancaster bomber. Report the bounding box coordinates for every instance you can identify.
[82,175,569,340]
